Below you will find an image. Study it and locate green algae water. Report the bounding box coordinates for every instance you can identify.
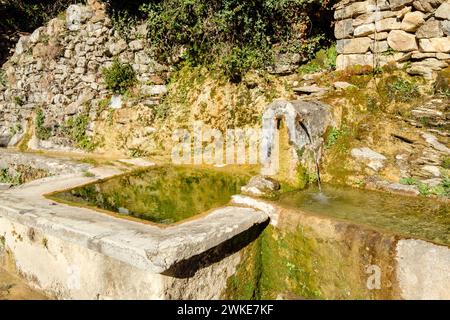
[276,184,450,246]
[52,165,250,224]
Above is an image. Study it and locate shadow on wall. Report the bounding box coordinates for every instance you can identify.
[162,219,269,278]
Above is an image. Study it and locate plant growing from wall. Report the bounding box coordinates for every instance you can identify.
[110,9,137,41]
[14,96,25,106]
[0,69,6,86]
[34,108,52,140]
[102,59,137,94]
[134,0,335,81]
[62,114,96,151]
[298,44,337,75]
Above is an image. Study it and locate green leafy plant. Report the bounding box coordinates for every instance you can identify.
[138,0,334,81]
[110,9,136,41]
[326,127,348,149]
[62,114,96,151]
[35,108,52,140]
[399,177,419,185]
[14,96,25,106]
[298,44,337,75]
[102,59,137,94]
[0,69,6,86]
[442,157,450,170]
[400,176,449,197]
[0,168,20,185]
[382,47,397,56]
[384,77,420,102]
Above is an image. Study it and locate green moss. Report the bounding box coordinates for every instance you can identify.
[259,226,322,299]
[17,122,32,152]
[225,225,322,299]
[224,239,261,299]
[294,165,310,190]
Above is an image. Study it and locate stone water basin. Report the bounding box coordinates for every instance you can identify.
[276,184,450,246]
[48,165,251,225]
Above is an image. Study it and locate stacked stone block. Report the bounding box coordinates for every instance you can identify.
[334,0,450,77]
[0,1,168,148]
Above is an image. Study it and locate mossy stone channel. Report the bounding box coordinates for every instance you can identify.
[51,165,250,224]
[277,185,450,246]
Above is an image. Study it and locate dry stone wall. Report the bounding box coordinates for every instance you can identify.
[334,0,450,77]
[0,1,168,151]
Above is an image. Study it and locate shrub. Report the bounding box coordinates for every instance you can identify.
[102,59,137,94]
[62,114,96,151]
[110,9,136,41]
[136,0,334,81]
[35,108,52,140]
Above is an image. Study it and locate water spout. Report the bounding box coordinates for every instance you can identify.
[299,122,322,192]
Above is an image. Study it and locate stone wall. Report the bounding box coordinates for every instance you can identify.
[0,0,168,151]
[334,0,450,77]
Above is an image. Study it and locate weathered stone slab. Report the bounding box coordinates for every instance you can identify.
[407,59,448,78]
[390,0,414,10]
[419,37,450,52]
[240,175,280,197]
[333,81,356,90]
[413,0,445,13]
[376,18,402,32]
[435,2,450,19]
[354,23,375,36]
[387,30,418,51]
[442,20,450,36]
[396,239,450,300]
[370,40,390,53]
[335,19,354,39]
[334,1,376,20]
[401,11,425,32]
[416,19,444,38]
[337,37,372,54]
[336,53,374,70]
[369,32,389,40]
[66,4,93,31]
